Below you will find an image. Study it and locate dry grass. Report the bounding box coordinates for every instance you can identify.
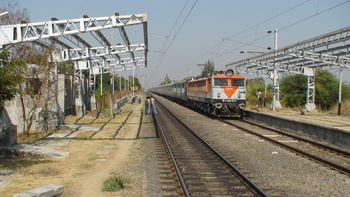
[335,100,350,116]
[0,106,131,197]
[17,132,53,144]
[247,100,350,117]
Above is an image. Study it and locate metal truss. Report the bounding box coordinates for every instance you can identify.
[226,26,350,76]
[62,44,146,61]
[226,26,350,110]
[0,13,148,71]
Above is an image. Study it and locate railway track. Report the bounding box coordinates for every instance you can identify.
[153,100,269,197]
[220,118,350,176]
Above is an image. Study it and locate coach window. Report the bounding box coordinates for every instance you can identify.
[232,79,245,86]
[214,78,228,86]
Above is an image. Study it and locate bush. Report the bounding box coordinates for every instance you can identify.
[102,176,125,192]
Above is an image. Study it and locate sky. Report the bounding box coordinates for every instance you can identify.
[2,0,350,89]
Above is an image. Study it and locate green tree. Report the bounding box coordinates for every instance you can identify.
[280,74,307,108]
[246,78,271,106]
[0,50,26,109]
[0,2,30,110]
[315,70,338,110]
[343,83,350,101]
[201,60,215,77]
[279,69,346,110]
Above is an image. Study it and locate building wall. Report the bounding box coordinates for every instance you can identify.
[2,73,91,134]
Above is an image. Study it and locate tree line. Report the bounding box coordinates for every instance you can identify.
[247,69,350,113]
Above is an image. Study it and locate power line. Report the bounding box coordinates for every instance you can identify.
[226,0,312,40]
[192,0,312,64]
[147,0,199,87]
[212,0,350,61]
[158,0,190,55]
[163,0,199,55]
[279,0,350,32]
[146,0,191,88]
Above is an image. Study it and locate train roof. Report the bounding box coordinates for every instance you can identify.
[187,69,245,81]
[149,79,187,90]
[173,79,190,84]
[213,73,245,79]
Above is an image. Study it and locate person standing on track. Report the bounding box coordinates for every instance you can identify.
[150,96,158,114]
[145,96,151,114]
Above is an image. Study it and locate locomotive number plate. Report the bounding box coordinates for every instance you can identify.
[222,99,236,102]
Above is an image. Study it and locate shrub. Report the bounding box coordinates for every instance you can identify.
[102,176,125,192]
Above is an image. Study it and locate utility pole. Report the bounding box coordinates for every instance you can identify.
[338,58,344,115]
[272,28,282,110]
[132,67,135,98]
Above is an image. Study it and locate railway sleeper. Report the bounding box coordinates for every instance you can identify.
[183,175,238,182]
[176,159,222,164]
[181,171,237,176]
[186,180,245,186]
[159,170,173,174]
[189,190,255,197]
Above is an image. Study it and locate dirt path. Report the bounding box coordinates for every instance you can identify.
[0,100,161,197]
[79,140,133,196]
[79,108,143,196]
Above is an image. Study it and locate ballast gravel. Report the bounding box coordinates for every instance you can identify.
[113,95,349,197]
[152,96,350,197]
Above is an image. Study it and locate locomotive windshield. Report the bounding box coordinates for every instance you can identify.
[214,78,228,86]
[232,79,245,86]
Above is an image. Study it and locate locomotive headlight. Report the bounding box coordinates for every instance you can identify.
[238,93,241,98]
[217,93,221,98]
[225,69,234,77]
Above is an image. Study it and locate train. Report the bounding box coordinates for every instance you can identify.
[149,69,246,118]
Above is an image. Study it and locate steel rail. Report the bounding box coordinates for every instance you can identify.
[155,97,269,197]
[220,119,350,176]
[152,112,190,197]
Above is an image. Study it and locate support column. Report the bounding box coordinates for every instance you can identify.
[303,67,316,112]
[90,73,97,111]
[89,61,97,111]
[271,70,282,110]
[338,61,344,115]
[109,66,114,116]
[74,67,85,117]
[272,29,282,110]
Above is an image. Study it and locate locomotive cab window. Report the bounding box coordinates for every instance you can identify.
[231,79,245,86]
[214,78,228,86]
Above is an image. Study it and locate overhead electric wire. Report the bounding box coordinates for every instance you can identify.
[159,0,190,53]
[279,0,350,32]
[211,0,350,62]
[160,0,313,80]
[162,0,199,55]
[174,0,313,78]
[226,0,312,40]
[147,0,199,87]
[147,0,349,87]
[146,0,191,87]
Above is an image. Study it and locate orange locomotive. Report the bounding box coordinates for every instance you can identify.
[150,69,246,118]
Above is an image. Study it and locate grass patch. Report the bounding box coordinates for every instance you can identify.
[17,132,52,144]
[102,176,126,192]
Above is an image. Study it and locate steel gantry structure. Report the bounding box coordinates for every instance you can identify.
[0,13,148,73]
[226,26,350,112]
[0,13,148,117]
